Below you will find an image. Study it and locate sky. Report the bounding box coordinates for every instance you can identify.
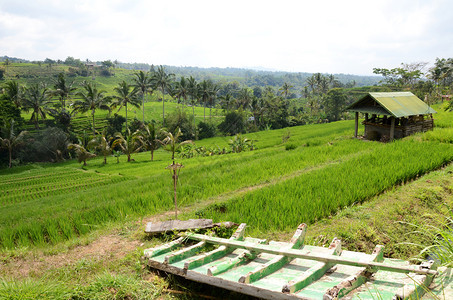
[0,0,452,76]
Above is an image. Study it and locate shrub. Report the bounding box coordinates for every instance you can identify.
[197,121,217,140]
[218,110,246,135]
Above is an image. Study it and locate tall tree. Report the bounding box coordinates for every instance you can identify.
[52,73,76,112]
[22,83,52,129]
[153,66,175,125]
[3,81,23,108]
[73,81,111,136]
[133,70,153,123]
[279,82,293,99]
[198,80,212,122]
[187,76,198,124]
[0,120,27,168]
[67,143,96,166]
[141,122,161,161]
[87,130,112,164]
[173,77,189,110]
[112,81,141,134]
[111,130,143,162]
[208,82,220,121]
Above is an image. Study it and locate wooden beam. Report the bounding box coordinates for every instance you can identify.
[185,233,438,276]
[164,241,206,264]
[282,238,341,293]
[183,223,248,271]
[238,224,307,284]
[144,237,184,258]
[324,245,384,299]
[390,117,395,141]
[354,112,359,138]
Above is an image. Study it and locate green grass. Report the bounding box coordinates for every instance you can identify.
[1,106,453,250]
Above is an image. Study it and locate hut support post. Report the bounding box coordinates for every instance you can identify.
[354,112,359,138]
[390,117,395,141]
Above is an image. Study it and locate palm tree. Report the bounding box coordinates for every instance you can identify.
[3,81,23,108]
[73,81,111,136]
[111,130,143,162]
[187,76,198,124]
[0,120,27,168]
[162,128,193,219]
[219,93,234,112]
[173,77,189,110]
[22,83,52,129]
[112,81,141,134]
[199,80,212,122]
[67,143,96,166]
[87,130,112,164]
[52,73,76,112]
[279,82,293,99]
[208,82,220,121]
[141,122,161,161]
[133,70,153,123]
[237,87,252,109]
[153,66,175,125]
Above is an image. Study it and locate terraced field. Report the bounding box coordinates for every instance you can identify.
[1,108,452,250]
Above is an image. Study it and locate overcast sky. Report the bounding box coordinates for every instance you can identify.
[0,0,451,75]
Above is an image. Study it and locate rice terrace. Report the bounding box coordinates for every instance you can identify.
[1,2,453,295]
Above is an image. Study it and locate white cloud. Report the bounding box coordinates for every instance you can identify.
[0,0,452,75]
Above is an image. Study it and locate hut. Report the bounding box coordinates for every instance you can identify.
[346,92,436,141]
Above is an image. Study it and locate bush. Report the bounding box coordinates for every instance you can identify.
[218,110,246,135]
[165,109,196,141]
[197,121,217,140]
[106,114,126,137]
[285,143,298,150]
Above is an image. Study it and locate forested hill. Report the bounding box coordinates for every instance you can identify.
[0,55,381,89]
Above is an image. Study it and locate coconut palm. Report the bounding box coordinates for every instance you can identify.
[141,122,161,161]
[198,79,212,122]
[153,66,175,125]
[219,93,234,112]
[279,82,293,99]
[3,80,23,108]
[52,73,76,112]
[73,81,111,136]
[237,87,252,110]
[87,130,112,164]
[208,82,220,121]
[22,83,52,129]
[0,120,27,168]
[132,70,153,123]
[111,130,143,162]
[67,143,96,166]
[187,76,198,124]
[112,81,141,134]
[173,77,189,110]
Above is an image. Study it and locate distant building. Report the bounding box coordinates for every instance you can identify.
[346,92,436,141]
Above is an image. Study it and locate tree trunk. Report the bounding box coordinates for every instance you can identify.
[125,102,128,134]
[203,100,206,122]
[151,149,154,161]
[104,155,107,164]
[8,147,12,168]
[92,109,96,136]
[127,153,131,162]
[192,105,195,127]
[162,86,165,126]
[142,93,145,124]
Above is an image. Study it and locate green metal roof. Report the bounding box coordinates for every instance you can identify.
[347,92,436,118]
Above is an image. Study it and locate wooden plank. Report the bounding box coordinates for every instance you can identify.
[324,245,384,299]
[164,241,206,264]
[183,223,248,271]
[143,236,184,258]
[394,260,436,299]
[390,117,395,141]
[282,238,342,293]
[145,219,213,234]
[354,112,359,138]
[185,233,438,276]
[238,224,307,284]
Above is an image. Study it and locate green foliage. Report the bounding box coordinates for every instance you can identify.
[218,110,246,135]
[105,113,126,137]
[197,121,217,139]
[0,94,24,131]
[164,109,196,141]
